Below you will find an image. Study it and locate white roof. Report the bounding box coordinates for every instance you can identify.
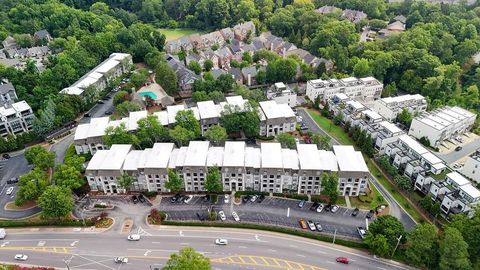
[86,150,109,171]
[223,141,245,167]
[297,144,322,170]
[333,145,368,172]
[145,143,174,169]
[318,150,338,171]
[11,101,31,112]
[363,109,382,120]
[245,147,261,168]
[422,152,443,165]
[225,96,248,110]
[379,121,402,134]
[127,110,148,131]
[87,145,132,171]
[278,103,295,117]
[183,141,210,167]
[60,87,83,95]
[207,147,224,167]
[282,149,299,170]
[450,106,475,118]
[334,93,349,100]
[259,101,295,119]
[460,184,480,199]
[167,148,180,169]
[88,72,103,80]
[123,150,145,171]
[167,104,186,124]
[75,76,99,89]
[74,124,90,140]
[399,135,428,155]
[87,117,110,138]
[153,111,169,126]
[346,100,365,110]
[382,94,425,104]
[275,82,286,88]
[261,143,283,168]
[95,59,121,74]
[197,100,219,119]
[447,171,470,186]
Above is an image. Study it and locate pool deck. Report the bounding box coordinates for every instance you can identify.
[137,83,168,102]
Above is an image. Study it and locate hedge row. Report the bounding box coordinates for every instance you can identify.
[234,191,269,198]
[162,220,367,249]
[0,219,94,228]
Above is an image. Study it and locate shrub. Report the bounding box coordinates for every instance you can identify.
[0,219,94,227]
[94,204,107,208]
[310,195,329,203]
[256,135,275,141]
[149,209,166,224]
[143,191,158,198]
[234,191,269,198]
[284,194,308,201]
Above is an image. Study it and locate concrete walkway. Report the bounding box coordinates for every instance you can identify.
[344,196,351,208]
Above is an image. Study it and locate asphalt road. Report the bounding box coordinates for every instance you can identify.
[297,108,417,230]
[0,228,413,270]
[79,93,114,124]
[435,137,480,165]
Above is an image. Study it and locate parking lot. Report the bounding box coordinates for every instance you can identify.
[159,195,372,239]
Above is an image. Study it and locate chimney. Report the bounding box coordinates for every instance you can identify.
[248,73,251,86]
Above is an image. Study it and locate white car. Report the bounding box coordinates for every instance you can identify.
[232,211,240,222]
[250,195,258,202]
[224,195,230,204]
[127,234,141,241]
[357,227,367,239]
[331,205,339,213]
[218,211,226,221]
[307,220,316,231]
[215,238,228,245]
[14,254,28,261]
[316,204,324,213]
[183,195,193,203]
[114,257,129,263]
[6,187,14,195]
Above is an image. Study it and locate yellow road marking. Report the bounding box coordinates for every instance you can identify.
[0,246,73,254]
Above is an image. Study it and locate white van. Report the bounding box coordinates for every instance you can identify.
[0,228,6,239]
[127,234,140,241]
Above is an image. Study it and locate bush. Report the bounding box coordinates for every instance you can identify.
[149,209,166,224]
[0,219,94,227]
[310,195,329,203]
[284,194,308,201]
[143,191,158,198]
[208,211,217,221]
[256,135,275,141]
[234,191,269,198]
[94,204,108,208]
[358,195,373,203]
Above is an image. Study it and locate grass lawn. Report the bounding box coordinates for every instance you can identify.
[306,109,355,146]
[336,196,347,206]
[159,28,206,41]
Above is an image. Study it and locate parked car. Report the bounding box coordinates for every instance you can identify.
[6,187,14,195]
[170,194,181,203]
[324,204,332,212]
[97,100,104,104]
[298,219,307,229]
[132,195,138,204]
[138,194,146,203]
[242,195,251,203]
[232,211,240,222]
[357,227,367,239]
[14,254,28,261]
[299,125,309,131]
[203,195,210,202]
[257,195,266,203]
[177,195,186,202]
[316,204,325,213]
[2,153,10,159]
[331,205,339,213]
[127,234,141,241]
[366,210,375,219]
[218,211,226,221]
[215,239,228,245]
[224,195,230,204]
[336,257,349,264]
[307,220,316,231]
[455,146,463,151]
[298,200,306,208]
[315,222,323,231]
[196,212,204,221]
[104,110,113,115]
[114,257,129,263]
[351,208,360,217]
[250,195,258,202]
[7,178,19,184]
[183,195,193,203]
[83,113,91,118]
[310,202,319,211]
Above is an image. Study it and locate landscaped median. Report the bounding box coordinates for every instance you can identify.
[0,219,94,228]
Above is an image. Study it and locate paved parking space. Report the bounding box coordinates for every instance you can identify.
[159,195,372,239]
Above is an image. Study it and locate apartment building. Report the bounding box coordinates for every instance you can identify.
[408,106,477,147]
[60,53,132,97]
[196,100,221,135]
[414,171,480,217]
[0,80,18,106]
[462,149,480,183]
[306,76,383,103]
[0,101,34,137]
[266,82,297,107]
[85,141,370,196]
[258,100,296,137]
[373,94,426,121]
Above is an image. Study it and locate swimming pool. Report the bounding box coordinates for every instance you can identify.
[138,91,158,100]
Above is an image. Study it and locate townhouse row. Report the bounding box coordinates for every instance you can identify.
[85,141,370,196]
[306,76,383,103]
[74,96,296,155]
[0,80,34,138]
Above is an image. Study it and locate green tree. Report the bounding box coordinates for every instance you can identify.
[156,61,178,96]
[353,58,372,77]
[394,175,411,191]
[365,215,405,257]
[64,155,85,173]
[103,123,139,147]
[333,111,343,125]
[116,101,142,117]
[205,125,227,146]
[405,223,439,268]
[25,145,55,171]
[118,173,133,192]
[367,234,391,257]
[130,69,149,88]
[188,61,202,75]
[192,91,210,102]
[321,102,330,117]
[208,91,225,103]
[205,166,223,193]
[163,247,211,270]
[320,173,338,203]
[175,110,201,138]
[256,70,267,85]
[397,108,413,127]
[220,104,260,138]
[169,126,195,147]
[166,169,183,192]
[137,115,170,148]
[311,134,331,150]
[113,91,131,106]
[32,99,56,138]
[276,133,296,149]
[38,186,74,219]
[54,164,84,190]
[204,60,214,71]
[439,227,471,270]
[15,168,49,206]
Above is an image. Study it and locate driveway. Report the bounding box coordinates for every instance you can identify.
[436,137,480,165]
[298,108,417,230]
[159,196,371,240]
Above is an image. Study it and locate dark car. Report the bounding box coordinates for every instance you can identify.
[170,194,181,203]
[104,110,113,115]
[132,195,139,204]
[455,146,462,151]
[324,204,332,212]
[242,195,251,203]
[2,153,10,159]
[298,200,306,208]
[177,195,186,202]
[138,194,146,203]
[299,125,309,131]
[7,178,19,184]
[366,210,375,219]
[352,208,360,217]
[310,202,319,211]
[196,212,204,221]
[257,195,266,203]
[203,194,210,202]
[83,113,91,118]
[102,96,110,101]
[97,100,104,104]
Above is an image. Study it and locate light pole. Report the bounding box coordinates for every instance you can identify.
[333,228,337,244]
[391,235,402,257]
[63,255,73,270]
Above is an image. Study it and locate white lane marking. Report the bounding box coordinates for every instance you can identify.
[1,242,9,247]
[317,250,327,254]
[297,254,306,258]
[71,254,115,270]
[70,240,79,246]
[289,244,297,248]
[326,261,335,264]
[255,234,259,241]
[144,250,151,256]
[180,243,189,245]
[37,241,45,247]
[179,231,184,237]
[1,239,79,242]
[378,268,388,270]
[238,246,247,249]
[268,249,276,252]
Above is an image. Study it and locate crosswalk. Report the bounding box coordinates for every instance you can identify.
[136,226,152,236]
[211,255,327,270]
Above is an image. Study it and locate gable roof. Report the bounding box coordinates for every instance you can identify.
[34,29,51,39]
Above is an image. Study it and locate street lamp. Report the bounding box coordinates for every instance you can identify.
[391,235,403,257]
[63,255,73,270]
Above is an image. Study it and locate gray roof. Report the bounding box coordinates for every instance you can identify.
[215,47,233,58]
[212,69,227,80]
[0,82,15,95]
[34,29,51,39]
[228,67,242,81]
[241,66,257,77]
[393,15,407,24]
[316,5,341,14]
[0,58,21,68]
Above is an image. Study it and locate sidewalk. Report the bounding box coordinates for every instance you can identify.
[345,196,351,208]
